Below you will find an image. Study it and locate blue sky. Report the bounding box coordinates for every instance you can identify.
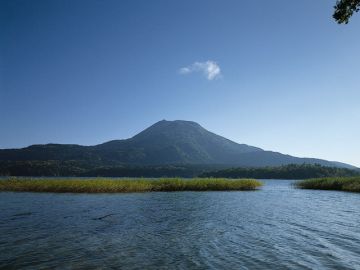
[1,0,359,167]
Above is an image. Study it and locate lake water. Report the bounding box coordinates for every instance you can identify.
[1,180,360,269]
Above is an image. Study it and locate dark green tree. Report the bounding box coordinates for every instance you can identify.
[333,0,360,24]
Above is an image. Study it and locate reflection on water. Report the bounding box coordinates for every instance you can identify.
[1,180,360,269]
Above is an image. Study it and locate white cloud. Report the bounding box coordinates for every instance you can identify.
[179,60,221,80]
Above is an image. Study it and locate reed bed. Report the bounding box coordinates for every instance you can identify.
[0,178,262,193]
[295,177,360,192]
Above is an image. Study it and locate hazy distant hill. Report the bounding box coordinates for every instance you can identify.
[0,120,357,175]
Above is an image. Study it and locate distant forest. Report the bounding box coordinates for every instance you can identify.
[200,164,360,179]
[0,161,220,178]
[0,161,358,179]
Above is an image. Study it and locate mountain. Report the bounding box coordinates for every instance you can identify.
[94,120,262,164]
[0,120,357,176]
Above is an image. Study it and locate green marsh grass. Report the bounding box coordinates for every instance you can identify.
[0,178,262,193]
[295,177,360,192]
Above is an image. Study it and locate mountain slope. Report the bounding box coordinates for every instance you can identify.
[94,120,262,164]
[0,120,356,170]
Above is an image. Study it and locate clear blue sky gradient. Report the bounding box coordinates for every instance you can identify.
[1,0,359,166]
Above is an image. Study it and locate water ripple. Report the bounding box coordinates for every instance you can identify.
[0,180,360,269]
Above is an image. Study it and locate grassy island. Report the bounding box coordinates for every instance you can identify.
[0,178,262,193]
[296,177,360,192]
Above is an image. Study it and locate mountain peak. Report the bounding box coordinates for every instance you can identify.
[151,119,202,128]
[132,120,203,140]
[127,119,262,164]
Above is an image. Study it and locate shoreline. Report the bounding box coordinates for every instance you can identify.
[295,177,360,192]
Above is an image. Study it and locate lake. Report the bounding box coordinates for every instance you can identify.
[1,180,360,269]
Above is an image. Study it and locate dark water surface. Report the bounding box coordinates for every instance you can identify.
[1,180,360,269]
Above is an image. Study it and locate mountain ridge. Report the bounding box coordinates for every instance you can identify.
[0,120,357,170]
